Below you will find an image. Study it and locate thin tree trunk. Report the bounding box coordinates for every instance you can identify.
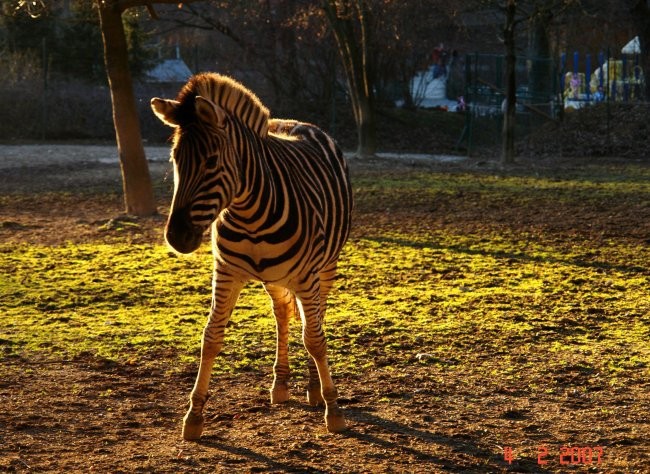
[502,0,517,166]
[323,0,377,157]
[528,11,552,123]
[97,0,156,216]
[354,0,376,157]
[631,0,650,100]
[356,98,376,156]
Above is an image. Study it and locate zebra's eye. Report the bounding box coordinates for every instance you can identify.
[205,155,218,169]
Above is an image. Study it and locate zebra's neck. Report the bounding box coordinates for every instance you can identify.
[188,73,270,137]
[228,121,284,224]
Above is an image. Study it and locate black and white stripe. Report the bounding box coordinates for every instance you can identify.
[151,73,352,440]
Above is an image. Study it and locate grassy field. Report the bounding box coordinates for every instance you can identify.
[1,155,649,472]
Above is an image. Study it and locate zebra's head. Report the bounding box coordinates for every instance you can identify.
[151,95,239,254]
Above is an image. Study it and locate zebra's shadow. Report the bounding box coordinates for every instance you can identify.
[342,406,492,468]
[197,435,310,472]
[196,399,507,472]
[342,406,549,472]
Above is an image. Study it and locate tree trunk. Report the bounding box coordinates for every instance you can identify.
[631,0,650,100]
[501,0,517,166]
[97,0,156,216]
[355,95,376,157]
[323,0,377,157]
[528,11,553,122]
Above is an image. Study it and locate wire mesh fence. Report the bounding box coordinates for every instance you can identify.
[459,50,648,158]
[1,43,648,159]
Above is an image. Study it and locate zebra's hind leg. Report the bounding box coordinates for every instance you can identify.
[297,282,346,433]
[182,273,244,441]
[264,284,295,404]
[307,357,324,406]
[306,263,337,407]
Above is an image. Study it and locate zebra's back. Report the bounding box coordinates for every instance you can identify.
[216,120,352,286]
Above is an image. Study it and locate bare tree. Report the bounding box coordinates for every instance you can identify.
[495,0,581,165]
[322,0,377,157]
[96,0,156,216]
[153,1,458,158]
[97,1,205,216]
[4,0,159,215]
[156,1,335,113]
[629,1,650,99]
[500,1,519,165]
[97,1,205,217]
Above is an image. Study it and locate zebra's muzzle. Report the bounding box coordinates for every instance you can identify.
[165,207,204,254]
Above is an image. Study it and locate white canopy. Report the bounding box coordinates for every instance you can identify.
[147,59,193,83]
[621,36,640,55]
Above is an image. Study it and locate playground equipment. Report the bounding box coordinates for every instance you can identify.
[561,40,645,109]
[410,65,448,106]
[408,44,459,110]
[409,64,460,110]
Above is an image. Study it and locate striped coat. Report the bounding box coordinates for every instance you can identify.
[151,73,352,440]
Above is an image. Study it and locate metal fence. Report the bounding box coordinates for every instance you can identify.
[459,50,647,156]
[460,53,561,154]
[560,49,646,108]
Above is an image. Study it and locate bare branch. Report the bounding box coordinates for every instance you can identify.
[115,0,202,13]
[146,3,159,19]
[163,2,248,51]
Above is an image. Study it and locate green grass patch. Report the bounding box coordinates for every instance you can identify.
[352,166,650,213]
[1,166,648,389]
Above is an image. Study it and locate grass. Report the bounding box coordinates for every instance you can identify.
[1,163,648,393]
[1,159,649,471]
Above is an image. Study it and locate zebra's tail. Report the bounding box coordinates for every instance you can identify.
[290,292,301,322]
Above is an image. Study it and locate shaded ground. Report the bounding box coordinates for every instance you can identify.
[519,103,650,159]
[1,145,649,473]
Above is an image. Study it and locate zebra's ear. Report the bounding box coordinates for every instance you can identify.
[195,96,227,128]
[151,98,180,127]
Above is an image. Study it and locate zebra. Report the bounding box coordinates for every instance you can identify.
[151,73,352,440]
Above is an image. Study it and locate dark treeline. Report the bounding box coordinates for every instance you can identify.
[0,0,645,149]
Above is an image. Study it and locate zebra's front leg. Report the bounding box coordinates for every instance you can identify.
[297,288,346,433]
[183,275,243,441]
[264,284,295,404]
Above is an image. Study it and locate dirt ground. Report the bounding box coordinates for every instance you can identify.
[1,145,648,473]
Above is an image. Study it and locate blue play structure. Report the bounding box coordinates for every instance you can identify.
[561,38,645,109]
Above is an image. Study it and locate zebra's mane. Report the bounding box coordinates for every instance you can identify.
[176,73,270,137]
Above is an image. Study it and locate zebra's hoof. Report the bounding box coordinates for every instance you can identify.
[270,384,290,404]
[325,411,347,433]
[307,387,324,406]
[182,412,204,441]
